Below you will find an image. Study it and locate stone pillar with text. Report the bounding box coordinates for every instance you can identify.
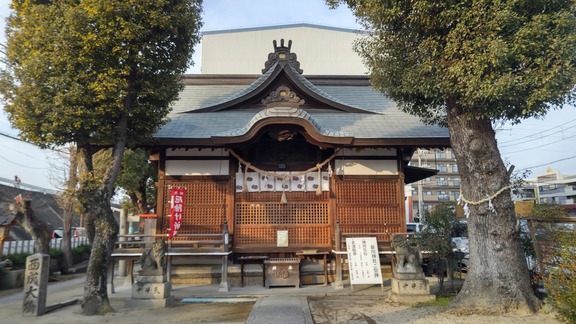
[22,253,49,316]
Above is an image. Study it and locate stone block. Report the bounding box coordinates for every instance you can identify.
[0,269,25,290]
[131,281,171,299]
[391,278,431,295]
[134,275,167,284]
[389,292,436,303]
[394,271,425,280]
[389,277,435,304]
[125,296,174,308]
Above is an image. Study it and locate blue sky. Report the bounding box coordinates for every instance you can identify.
[0,0,575,190]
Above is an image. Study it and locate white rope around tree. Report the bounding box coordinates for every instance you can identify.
[457,184,514,218]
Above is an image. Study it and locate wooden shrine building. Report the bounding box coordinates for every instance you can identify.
[146,39,449,278]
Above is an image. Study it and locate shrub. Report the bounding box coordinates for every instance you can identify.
[540,225,576,322]
[49,248,63,260]
[1,253,31,270]
[72,244,92,263]
[417,203,463,293]
[72,244,91,255]
[528,204,576,322]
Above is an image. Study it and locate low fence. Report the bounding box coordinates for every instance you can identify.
[1,237,90,256]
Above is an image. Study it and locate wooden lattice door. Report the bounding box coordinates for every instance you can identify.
[159,180,228,239]
[335,176,405,251]
[234,191,331,252]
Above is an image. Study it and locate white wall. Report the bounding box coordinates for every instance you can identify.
[335,159,398,175]
[201,25,368,75]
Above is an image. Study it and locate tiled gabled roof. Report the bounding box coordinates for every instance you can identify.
[153,39,449,147]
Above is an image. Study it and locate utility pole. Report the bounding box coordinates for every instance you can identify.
[417,151,424,223]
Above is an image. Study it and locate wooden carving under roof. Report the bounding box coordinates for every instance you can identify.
[261,85,305,108]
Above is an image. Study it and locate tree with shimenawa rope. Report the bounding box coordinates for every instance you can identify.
[328,0,576,314]
[0,0,202,315]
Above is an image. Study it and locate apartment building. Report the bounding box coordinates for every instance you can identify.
[407,148,461,222]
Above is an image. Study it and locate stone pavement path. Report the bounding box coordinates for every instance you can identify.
[246,296,313,324]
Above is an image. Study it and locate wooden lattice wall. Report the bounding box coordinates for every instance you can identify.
[234,191,331,252]
[159,179,228,240]
[335,176,405,250]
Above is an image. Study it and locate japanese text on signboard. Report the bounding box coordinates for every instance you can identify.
[346,237,382,285]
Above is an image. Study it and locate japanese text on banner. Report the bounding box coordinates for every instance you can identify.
[169,187,186,239]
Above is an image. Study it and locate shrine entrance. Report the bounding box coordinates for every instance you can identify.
[231,130,335,253]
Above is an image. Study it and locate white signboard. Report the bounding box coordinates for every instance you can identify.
[346,237,383,287]
[277,230,289,247]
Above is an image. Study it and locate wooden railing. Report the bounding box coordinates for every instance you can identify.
[109,222,231,292]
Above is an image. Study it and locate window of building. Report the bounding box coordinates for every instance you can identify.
[437,177,448,186]
[437,164,447,172]
[438,191,450,201]
[449,177,461,186]
[435,151,446,159]
[448,164,459,173]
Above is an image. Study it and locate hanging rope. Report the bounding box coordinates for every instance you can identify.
[316,164,322,195]
[229,148,341,180]
[457,184,514,218]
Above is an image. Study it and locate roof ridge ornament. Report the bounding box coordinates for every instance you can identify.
[262,39,303,74]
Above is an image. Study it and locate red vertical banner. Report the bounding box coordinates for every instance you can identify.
[169,187,186,239]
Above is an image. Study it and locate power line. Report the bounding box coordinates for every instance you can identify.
[499,126,576,148]
[517,155,576,171]
[501,133,576,155]
[0,154,49,170]
[498,118,576,145]
[0,142,50,161]
[0,131,22,141]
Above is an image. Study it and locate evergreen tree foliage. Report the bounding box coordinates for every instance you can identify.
[0,0,202,315]
[329,0,576,313]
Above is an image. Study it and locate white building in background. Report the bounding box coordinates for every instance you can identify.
[530,168,576,214]
[200,23,368,75]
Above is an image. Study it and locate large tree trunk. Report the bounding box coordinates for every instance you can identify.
[61,145,78,273]
[13,199,51,254]
[128,179,150,214]
[78,89,130,314]
[76,141,123,315]
[447,102,540,313]
[80,190,118,315]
